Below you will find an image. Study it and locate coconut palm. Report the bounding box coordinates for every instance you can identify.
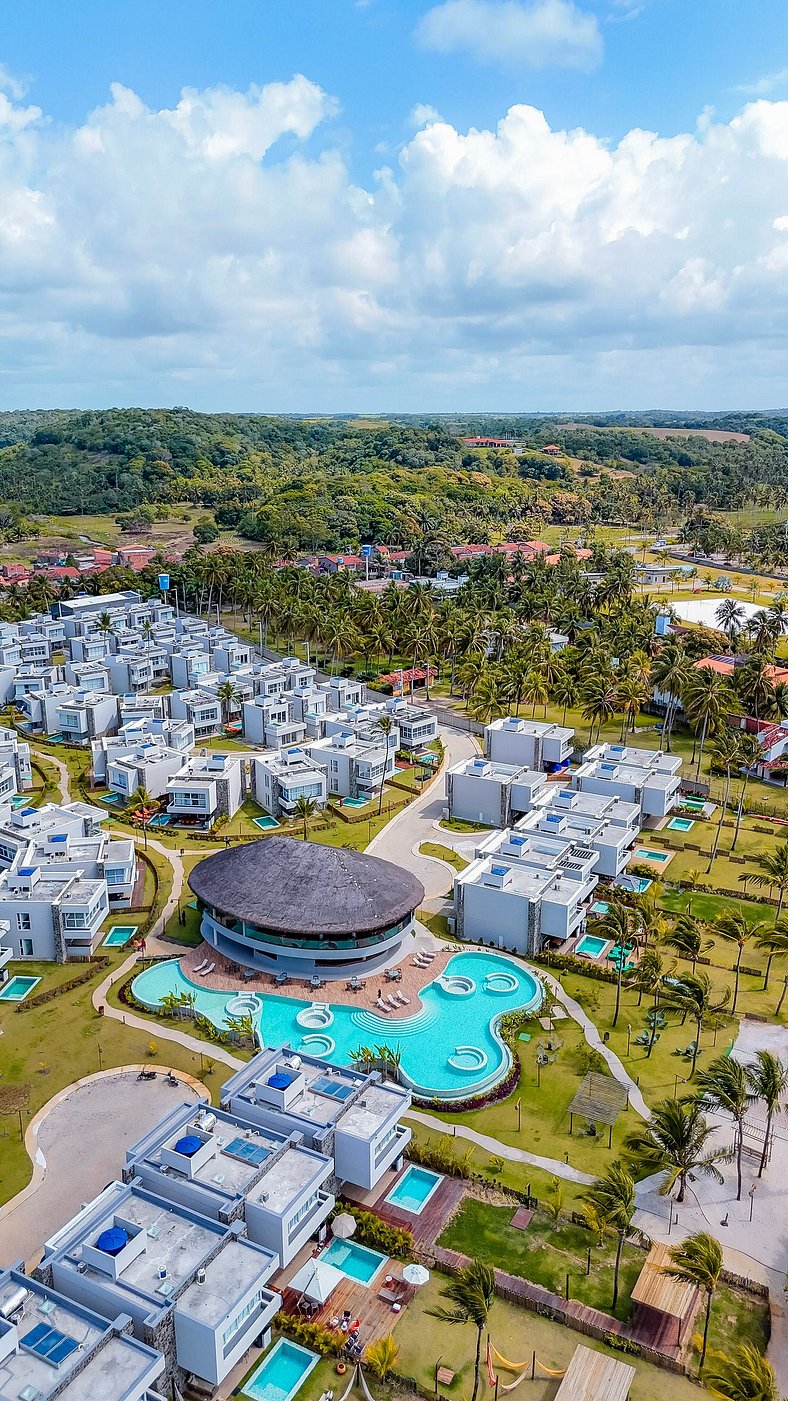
[755,921,788,992]
[96,610,116,647]
[364,1335,399,1380]
[746,1049,788,1178]
[662,913,713,976]
[705,1343,779,1400]
[623,1096,728,1203]
[662,1231,723,1373]
[293,794,318,841]
[684,668,733,779]
[748,842,788,918]
[715,910,766,1014]
[580,1161,636,1311]
[716,598,746,643]
[661,971,730,1078]
[553,669,577,726]
[597,902,637,1028]
[695,1054,756,1201]
[730,731,766,851]
[375,714,395,815]
[707,727,742,873]
[215,678,239,728]
[580,679,616,745]
[651,642,692,751]
[428,1259,495,1401]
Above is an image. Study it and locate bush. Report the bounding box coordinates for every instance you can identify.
[275,1313,341,1356]
[334,1205,413,1258]
[15,956,110,1012]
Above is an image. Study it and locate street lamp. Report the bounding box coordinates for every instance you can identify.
[749,1182,757,1222]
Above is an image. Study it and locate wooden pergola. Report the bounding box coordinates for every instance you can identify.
[554,1344,636,1401]
[631,1242,700,1348]
[567,1072,629,1148]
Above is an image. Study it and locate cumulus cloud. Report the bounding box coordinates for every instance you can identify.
[415,0,603,71]
[2,77,788,407]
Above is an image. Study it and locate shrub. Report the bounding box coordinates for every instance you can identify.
[365,1335,399,1379]
[335,1205,413,1258]
[275,1313,341,1356]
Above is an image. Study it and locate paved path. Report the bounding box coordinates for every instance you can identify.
[33,746,70,804]
[407,1109,596,1185]
[0,1068,204,1270]
[367,727,479,898]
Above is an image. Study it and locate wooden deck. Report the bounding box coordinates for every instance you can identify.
[278,1271,413,1349]
[351,1167,467,1249]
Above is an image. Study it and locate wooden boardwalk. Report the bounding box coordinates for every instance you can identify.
[360,1172,467,1249]
[279,1272,412,1349]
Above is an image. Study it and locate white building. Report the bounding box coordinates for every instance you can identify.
[22,685,119,743]
[307,729,396,802]
[168,689,223,740]
[485,715,574,772]
[445,756,546,827]
[242,695,305,749]
[250,748,327,818]
[524,785,640,880]
[573,743,682,821]
[166,752,247,828]
[0,724,32,790]
[453,831,598,953]
[0,863,109,961]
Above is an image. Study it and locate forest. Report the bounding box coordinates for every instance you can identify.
[0,408,787,557]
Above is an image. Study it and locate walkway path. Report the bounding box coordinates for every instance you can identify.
[367,727,479,898]
[407,1109,596,1184]
[33,746,70,804]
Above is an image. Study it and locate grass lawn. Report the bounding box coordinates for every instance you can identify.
[420,842,469,873]
[438,1196,643,1322]
[162,901,203,947]
[439,817,494,834]
[0,952,218,1205]
[417,909,451,940]
[395,1277,704,1401]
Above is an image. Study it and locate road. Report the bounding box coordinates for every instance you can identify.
[366,726,479,899]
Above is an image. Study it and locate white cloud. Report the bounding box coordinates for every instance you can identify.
[415,0,603,71]
[0,62,29,100]
[735,68,788,97]
[2,78,788,407]
[409,103,443,127]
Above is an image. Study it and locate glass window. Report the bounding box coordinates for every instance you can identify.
[16,912,31,931]
[221,1290,263,1347]
[19,937,33,956]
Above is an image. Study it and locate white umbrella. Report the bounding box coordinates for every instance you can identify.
[402,1263,430,1287]
[288,1259,345,1304]
[331,1212,357,1240]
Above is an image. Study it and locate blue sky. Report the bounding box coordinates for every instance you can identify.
[1,0,788,410]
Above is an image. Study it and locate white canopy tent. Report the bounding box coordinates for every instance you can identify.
[289,1258,346,1304]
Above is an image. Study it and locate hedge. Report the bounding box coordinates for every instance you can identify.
[15,956,110,1013]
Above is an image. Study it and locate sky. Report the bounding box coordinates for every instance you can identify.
[2,0,788,412]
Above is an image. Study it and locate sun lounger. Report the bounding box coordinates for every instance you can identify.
[375,997,390,1012]
[193,958,209,973]
[385,993,400,1010]
[198,962,215,976]
[395,990,410,1005]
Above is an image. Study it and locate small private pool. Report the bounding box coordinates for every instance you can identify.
[147,813,171,828]
[635,847,672,865]
[575,933,609,959]
[589,899,610,916]
[101,792,122,804]
[0,975,41,1001]
[243,1339,318,1401]
[320,1239,387,1285]
[668,817,694,832]
[104,925,138,947]
[341,796,371,809]
[253,816,280,831]
[616,874,653,894]
[386,1165,443,1215]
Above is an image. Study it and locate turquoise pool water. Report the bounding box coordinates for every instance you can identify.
[668,817,694,832]
[575,934,608,958]
[341,797,371,809]
[243,1340,318,1401]
[253,816,280,831]
[0,975,41,1001]
[104,925,138,947]
[147,814,171,828]
[617,874,652,894]
[321,1239,386,1285]
[11,795,28,808]
[589,900,610,915]
[637,848,670,863]
[385,1165,442,1214]
[131,950,542,1099]
[101,792,122,804]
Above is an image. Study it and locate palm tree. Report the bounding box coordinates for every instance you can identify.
[580,679,616,745]
[427,1260,495,1401]
[755,920,788,992]
[661,971,730,1077]
[662,1231,723,1373]
[707,727,742,873]
[623,1096,727,1202]
[631,948,669,1056]
[468,670,506,725]
[123,783,157,849]
[746,1049,788,1178]
[748,841,788,918]
[716,598,746,643]
[715,910,765,1014]
[293,794,318,841]
[580,1161,636,1311]
[597,902,636,1028]
[662,912,712,975]
[704,1343,779,1400]
[730,731,765,851]
[364,1335,399,1381]
[696,1054,755,1201]
[684,669,732,779]
[96,610,116,649]
[651,643,692,751]
[375,714,395,816]
[215,679,239,728]
[553,669,577,727]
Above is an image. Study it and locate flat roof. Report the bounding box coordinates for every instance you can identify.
[177,1238,269,1325]
[56,1333,161,1401]
[68,1192,218,1300]
[247,1146,325,1211]
[630,1242,699,1320]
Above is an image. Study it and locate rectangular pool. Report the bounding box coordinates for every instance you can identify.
[243,1339,318,1401]
[385,1165,442,1215]
[637,848,671,863]
[589,900,610,915]
[147,813,171,828]
[253,816,280,831]
[0,975,41,1001]
[104,925,138,947]
[341,797,371,809]
[575,934,608,959]
[668,817,694,832]
[320,1238,387,1285]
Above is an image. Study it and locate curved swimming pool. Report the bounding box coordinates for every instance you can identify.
[131,951,543,1100]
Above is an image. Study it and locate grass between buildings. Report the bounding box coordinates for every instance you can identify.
[0,951,218,1205]
[419,842,469,873]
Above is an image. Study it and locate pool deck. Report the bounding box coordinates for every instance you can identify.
[178,942,456,1019]
[343,1163,467,1250]
[274,1236,413,1348]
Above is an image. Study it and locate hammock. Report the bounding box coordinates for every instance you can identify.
[486,1338,496,1389]
[490,1344,529,1372]
[534,1358,567,1378]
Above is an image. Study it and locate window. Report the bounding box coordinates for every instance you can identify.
[221,1290,264,1347]
[16,913,31,931]
[287,1190,322,1234]
[19,938,33,956]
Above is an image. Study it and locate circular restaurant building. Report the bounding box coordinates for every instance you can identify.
[188,836,425,980]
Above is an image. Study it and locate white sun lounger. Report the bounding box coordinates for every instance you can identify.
[198,962,215,976]
[193,958,209,973]
[385,994,400,1010]
[395,990,410,1005]
[375,997,390,1012]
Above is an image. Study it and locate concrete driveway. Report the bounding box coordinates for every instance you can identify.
[367,726,479,899]
[0,1070,201,1269]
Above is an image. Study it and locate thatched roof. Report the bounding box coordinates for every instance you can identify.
[188,836,425,937]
